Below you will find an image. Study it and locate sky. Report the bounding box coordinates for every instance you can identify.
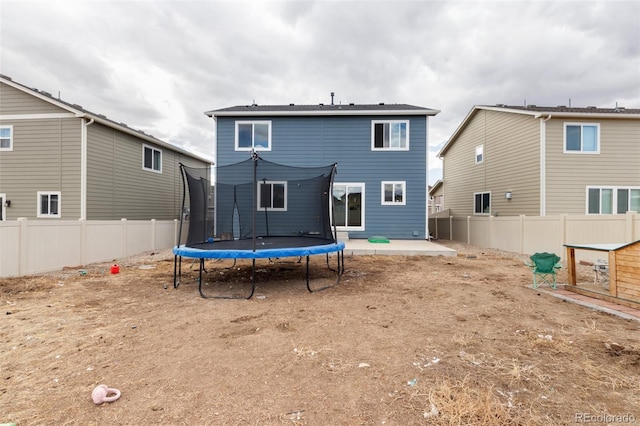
[1,0,639,185]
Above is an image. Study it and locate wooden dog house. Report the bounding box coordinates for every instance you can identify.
[565,240,640,310]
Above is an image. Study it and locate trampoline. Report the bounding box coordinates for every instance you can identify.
[173,153,345,299]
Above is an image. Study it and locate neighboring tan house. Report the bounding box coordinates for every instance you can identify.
[428,180,443,213]
[436,105,640,217]
[205,102,439,240]
[0,74,212,221]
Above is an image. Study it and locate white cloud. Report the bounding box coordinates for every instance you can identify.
[1,0,638,179]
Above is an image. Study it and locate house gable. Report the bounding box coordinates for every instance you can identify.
[1,75,213,221]
[440,105,640,217]
[0,81,72,116]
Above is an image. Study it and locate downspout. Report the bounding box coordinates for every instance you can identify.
[212,115,218,237]
[81,118,95,220]
[424,115,430,240]
[536,114,552,216]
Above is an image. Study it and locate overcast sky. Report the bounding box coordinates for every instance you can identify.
[1,0,639,184]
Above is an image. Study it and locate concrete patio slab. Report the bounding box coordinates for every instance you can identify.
[342,239,457,257]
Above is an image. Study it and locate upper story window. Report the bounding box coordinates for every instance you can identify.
[236,121,271,151]
[143,144,162,172]
[372,120,409,150]
[0,125,13,151]
[587,186,640,214]
[37,191,61,218]
[564,123,599,153]
[475,145,484,164]
[474,191,490,215]
[381,181,406,205]
[258,181,286,211]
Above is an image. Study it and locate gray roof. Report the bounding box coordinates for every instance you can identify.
[482,104,640,115]
[206,103,440,117]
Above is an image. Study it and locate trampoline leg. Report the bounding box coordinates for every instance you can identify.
[326,251,345,275]
[198,258,254,300]
[173,255,177,288]
[332,251,343,286]
[247,259,256,299]
[198,259,206,298]
[306,256,311,292]
[173,255,182,289]
[308,251,345,293]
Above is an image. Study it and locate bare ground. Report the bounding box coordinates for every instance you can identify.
[1,241,639,425]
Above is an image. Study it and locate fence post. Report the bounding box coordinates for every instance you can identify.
[519,215,525,254]
[626,211,635,241]
[488,215,493,249]
[560,214,567,249]
[433,216,437,240]
[151,219,156,250]
[121,218,127,258]
[79,218,86,266]
[18,217,27,276]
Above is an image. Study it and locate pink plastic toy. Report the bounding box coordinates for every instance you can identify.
[91,384,121,404]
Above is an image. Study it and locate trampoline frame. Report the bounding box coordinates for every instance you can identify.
[173,238,345,299]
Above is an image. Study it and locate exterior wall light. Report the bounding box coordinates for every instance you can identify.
[505,192,512,200]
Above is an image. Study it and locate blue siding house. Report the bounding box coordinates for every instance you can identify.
[205,102,439,240]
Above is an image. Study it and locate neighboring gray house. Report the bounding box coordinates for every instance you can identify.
[436,104,640,217]
[205,101,439,240]
[0,75,212,221]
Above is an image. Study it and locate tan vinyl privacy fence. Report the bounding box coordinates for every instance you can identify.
[0,218,184,277]
[429,211,640,261]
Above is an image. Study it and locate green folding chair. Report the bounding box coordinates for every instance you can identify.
[526,252,562,289]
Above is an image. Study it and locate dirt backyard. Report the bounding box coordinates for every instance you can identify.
[1,241,639,425]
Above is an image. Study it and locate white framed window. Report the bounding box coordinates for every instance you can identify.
[0,193,6,221]
[0,125,13,151]
[37,191,61,218]
[143,144,162,172]
[236,121,272,151]
[381,181,406,205]
[332,183,365,231]
[587,186,640,214]
[475,145,484,164]
[473,191,491,215]
[371,120,409,150]
[257,181,287,211]
[564,123,599,153]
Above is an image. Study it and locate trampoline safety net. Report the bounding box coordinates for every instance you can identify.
[179,155,338,247]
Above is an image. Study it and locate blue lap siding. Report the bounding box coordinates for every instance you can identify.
[209,105,438,240]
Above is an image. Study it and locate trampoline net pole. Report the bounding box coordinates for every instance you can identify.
[252,151,257,252]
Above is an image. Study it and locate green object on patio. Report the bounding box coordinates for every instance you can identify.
[368,236,390,243]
